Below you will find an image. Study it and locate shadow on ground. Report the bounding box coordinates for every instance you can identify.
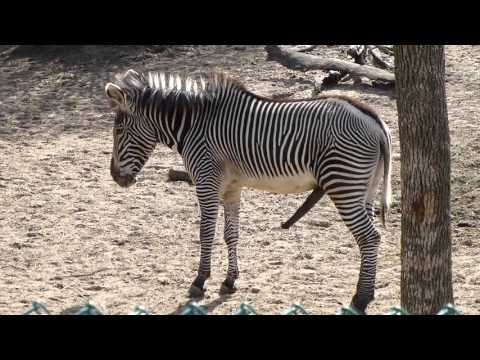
[0,45,395,143]
[170,294,233,315]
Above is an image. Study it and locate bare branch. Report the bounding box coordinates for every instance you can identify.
[265,45,395,83]
[374,45,394,55]
[368,46,395,71]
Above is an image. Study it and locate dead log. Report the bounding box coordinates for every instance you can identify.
[375,45,394,55]
[0,45,21,58]
[368,46,394,71]
[288,45,318,53]
[346,45,369,84]
[347,45,369,65]
[265,45,395,84]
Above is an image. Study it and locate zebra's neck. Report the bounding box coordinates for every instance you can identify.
[148,89,211,154]
[147,81,245,154]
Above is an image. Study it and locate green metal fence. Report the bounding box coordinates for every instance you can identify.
[21,301,462,315]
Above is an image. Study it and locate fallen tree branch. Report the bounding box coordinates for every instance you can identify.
[368,46,394,71]
[265,45,395,84]
[374,45,394,55]
[347,45,369,65]
[286,45,318,53]
[0,45,21,58]
[62,267,111,279]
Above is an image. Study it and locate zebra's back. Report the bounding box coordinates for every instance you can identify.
[204,96,385,194]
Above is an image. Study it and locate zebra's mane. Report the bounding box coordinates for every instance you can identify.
[113,70,246,103]
[112,69,382,125]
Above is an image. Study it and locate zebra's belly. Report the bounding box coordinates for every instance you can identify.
[240,173,318,194]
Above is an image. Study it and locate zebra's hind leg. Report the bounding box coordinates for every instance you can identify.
[330,196,381,314]
[219,188,241,295]
[365,202,375,222]
[188,186,220,298]
[365,159,383,223]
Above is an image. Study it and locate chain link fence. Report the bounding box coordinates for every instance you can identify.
[21,301,462,315]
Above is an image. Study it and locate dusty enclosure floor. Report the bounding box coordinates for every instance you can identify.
[0,45,479,315]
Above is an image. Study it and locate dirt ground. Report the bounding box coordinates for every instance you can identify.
[0,45,478,315]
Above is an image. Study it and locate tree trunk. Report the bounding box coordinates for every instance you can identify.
[394,45,453,314]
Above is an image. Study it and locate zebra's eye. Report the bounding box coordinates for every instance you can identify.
[115,127,124,135]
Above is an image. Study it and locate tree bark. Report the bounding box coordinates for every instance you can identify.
[395,45,453,314]
[265,45,395,83]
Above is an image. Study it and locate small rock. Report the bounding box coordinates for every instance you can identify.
[307,220,331,228]
[462,239,474,247]
[300,269,316,275]
[270,261,283,266]
[149,46,167,54]
[335,248,349,255]
[251,287,261,294]
[458,222,474,228]
[375,282,389,289]
[84,285,104,291]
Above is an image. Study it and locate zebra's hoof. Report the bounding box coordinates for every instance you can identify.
[219,281,237,295]
[349,302,367,315]
[188,285,206,298]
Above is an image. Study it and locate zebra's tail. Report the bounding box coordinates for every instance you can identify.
[380,129,392,227]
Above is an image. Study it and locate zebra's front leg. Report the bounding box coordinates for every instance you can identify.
[188,190,220,298]
[219,188,241,295]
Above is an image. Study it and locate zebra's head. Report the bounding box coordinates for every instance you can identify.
[106,70,157,188]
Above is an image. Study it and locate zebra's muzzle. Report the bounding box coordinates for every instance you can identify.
[113,173,137,188]
[110,158,137,188]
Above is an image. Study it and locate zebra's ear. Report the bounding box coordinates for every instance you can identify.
[125,69,139,78]
[105,83,125,110]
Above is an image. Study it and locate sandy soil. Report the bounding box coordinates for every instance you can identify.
[0,45,478,315]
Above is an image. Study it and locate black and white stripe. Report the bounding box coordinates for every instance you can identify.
[106,70,392,313]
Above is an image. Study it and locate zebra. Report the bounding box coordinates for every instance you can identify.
[106,69,392,314]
